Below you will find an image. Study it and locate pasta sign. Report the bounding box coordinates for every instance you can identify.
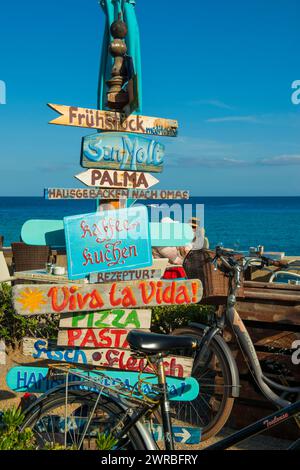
[64,206,152,279]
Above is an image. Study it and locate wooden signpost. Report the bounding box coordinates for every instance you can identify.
[12,279,202,315]
[44,188,190,200]
[6,366,199,401]
[81,132,165,172]
[59,309,152,330]
[75,169,159,189]
[63,206,152,279]
[21,219,194,249]
[48,103,178,137]
[22,338,193,377]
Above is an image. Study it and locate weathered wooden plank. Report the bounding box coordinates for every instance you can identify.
[48,103,178,137]
[81,133,165,173]
[244,281,300,292]
[59,309,152,330]
[243,289,300,302]
[22,338,193,377]
[57,328,139,349]
[75,169,159,189]
[6,366,199,401]
[44,188,190,200]
[63,206,152,279]
[13,279,202,315]
[237,300,300,325]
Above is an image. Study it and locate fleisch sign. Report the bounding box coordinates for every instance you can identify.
[44,188,190,200]
[12,279,203,315]
[63,206,152,279]
[22,338,193,377]
[48,103,178,137]
[81,132,165,172]
[75,169,159,189]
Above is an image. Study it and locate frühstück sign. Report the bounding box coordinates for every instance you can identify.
[45,188,190,200]
[13,279,203,315]
[75,169,159,189]
[63,206,152,279]
[48,104,178,137]
[81,133,165,172]
[22,337,193,377]
[57,328,133,349]
[59,309,152,330]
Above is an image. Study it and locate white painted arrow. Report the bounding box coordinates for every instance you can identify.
[175,428,191,443]
[75,169,159,189]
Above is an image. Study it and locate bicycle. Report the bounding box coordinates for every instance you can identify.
[171,246,300,440]
[19,328,300,450]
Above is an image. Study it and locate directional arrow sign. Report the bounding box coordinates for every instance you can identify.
[48,103,178,137]
[146,423,201,445]
[75,169,159,189]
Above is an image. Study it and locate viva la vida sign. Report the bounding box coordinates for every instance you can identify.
[64,206,152,279]
[81,132,165,172]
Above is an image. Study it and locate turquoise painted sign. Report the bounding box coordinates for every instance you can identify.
[147,423,201,445]
[64,206,152,280]
[6,366,199,402]
[21,219,193,249]
[81,133,164,172]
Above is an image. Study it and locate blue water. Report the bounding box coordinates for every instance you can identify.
[0,197,299,255]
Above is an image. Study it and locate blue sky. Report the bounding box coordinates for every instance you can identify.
[0,0,299,196]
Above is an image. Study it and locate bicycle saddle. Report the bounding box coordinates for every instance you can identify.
[127,330,198,354]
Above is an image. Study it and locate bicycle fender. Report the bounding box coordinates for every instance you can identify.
[188,322,240,398]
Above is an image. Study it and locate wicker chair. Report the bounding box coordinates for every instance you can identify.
[11,242,50,273]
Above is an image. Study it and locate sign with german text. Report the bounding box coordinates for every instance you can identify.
[6,366,199,401]
[81,133,165,172]
[22,338,193,377]
[89,268,162,284]
[63,206,152,279]
[59,309,152,330]
[75,169,159,189]
[45,188,190,200]
[48,103,178,137]
[12,279,203,315]
[57,328,133,349]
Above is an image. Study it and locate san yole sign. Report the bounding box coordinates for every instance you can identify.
[12,279,203,315]
[81,132,165,172]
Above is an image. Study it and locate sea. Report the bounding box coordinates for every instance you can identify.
[0,197,299,255]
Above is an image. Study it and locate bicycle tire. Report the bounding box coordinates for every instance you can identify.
[21,389,151,450]
[171,327,235,441]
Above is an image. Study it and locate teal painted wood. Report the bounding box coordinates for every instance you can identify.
[147,423,201,445]
[21,219,193,248]
[98,0,142,113]
[63,206,152,279]
[6,366,199,401]
[81,132,164,172]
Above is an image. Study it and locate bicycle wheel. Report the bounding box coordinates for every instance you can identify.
[171,327,235,441]
[21,389,150,450]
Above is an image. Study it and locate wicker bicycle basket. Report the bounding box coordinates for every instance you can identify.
[183,249,245,304]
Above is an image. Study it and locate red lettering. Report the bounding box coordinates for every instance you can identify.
[139,281,156,304]
[48,286,70,313]
[67,329,82,346]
